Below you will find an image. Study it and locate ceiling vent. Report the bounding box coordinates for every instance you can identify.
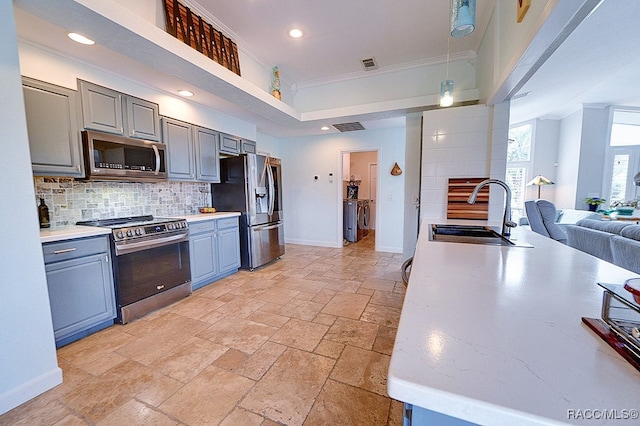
[333,122,365,132]
[361,57,378,71]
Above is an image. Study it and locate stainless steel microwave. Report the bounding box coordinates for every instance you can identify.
[81,130,167,182]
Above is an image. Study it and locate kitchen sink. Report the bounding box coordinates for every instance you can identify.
[429,224,532,247]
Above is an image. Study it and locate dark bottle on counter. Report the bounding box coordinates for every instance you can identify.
[38,198,50,228]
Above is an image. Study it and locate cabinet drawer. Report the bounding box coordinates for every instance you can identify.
[216,217,238,230]
[188,220,216,235]
[43,236,110,264]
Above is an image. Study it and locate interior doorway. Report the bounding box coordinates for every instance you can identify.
[341,150,378,248]
[368,163,377,230]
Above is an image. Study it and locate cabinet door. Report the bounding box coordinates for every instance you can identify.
[79,80,124,135]
[220,134,240,155]
[240,139,257,154]
[194,126,221,182]
[45,252,115,343]
[162,117,195,180]
[124,96,160,141]
[22,77,84,177]
[189,228,219,289]
[217,223,241,273]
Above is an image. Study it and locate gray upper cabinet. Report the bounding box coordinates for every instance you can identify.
[79,80,124,135]
[162,117,195,180]
[220,133,240,155]
[124,96,161,141]
[22,77,84,177]
[240,139,257,154]
[79,80,160,141]
[194,126,221,182]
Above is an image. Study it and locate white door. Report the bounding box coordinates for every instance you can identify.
[369,163,377,230]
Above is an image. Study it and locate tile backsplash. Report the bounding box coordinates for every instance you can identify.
[34,177,211,227]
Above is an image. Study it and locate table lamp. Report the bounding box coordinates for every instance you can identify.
[527,175,554,199]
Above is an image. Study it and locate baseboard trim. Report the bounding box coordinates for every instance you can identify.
[0,367,63,415]
[285,238,342,248]
[376,245,402,253]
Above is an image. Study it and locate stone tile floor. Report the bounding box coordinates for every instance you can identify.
[1,232,407,425]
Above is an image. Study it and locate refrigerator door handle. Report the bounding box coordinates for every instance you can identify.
[254,223,281,231]
[267,163,275,216]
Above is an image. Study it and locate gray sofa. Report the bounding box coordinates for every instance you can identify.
[566,219,640,273]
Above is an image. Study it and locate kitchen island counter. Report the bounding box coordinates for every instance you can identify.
[389,222,640,425]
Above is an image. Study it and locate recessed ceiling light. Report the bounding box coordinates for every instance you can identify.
[321,126,330,131]
[288,28,303,39]
[177,90,194,97]
[67,32,95,45]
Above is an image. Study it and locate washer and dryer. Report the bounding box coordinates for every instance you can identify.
[343,199,369,242]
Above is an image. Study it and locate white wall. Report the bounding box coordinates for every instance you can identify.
[421,104,508,225]
[278,128,405,252]
[402,113,423,260]
[0,0,62,414]
[555,111,582,209]
[530,118,560,201]
[576,105,609,204]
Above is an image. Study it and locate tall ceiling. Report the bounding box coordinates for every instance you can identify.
[12,0,640,136]
[193,0,492,88]
[509,0,640,124]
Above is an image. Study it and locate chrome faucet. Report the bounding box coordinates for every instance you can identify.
[467,179,517,237]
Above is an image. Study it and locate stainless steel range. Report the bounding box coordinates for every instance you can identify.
[77,215,191,324]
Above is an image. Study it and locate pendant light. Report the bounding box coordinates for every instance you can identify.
[440,36,453,107]
[451,0,476,38]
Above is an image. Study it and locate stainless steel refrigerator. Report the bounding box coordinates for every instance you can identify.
[212,154,284,270]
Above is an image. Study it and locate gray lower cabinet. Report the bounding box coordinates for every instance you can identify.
[189,217,240,290]
[79,80,160,141]
[22,77,84,177]
[42,236,116,347]
[404,403,475,425]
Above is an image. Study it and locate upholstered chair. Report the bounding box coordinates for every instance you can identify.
[524,200,568,244]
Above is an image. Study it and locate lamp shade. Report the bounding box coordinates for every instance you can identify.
[527,175,554,199]
[527,175,554,186]
[451,0,476,38]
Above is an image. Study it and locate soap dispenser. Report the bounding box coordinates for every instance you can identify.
[38,198,50,228]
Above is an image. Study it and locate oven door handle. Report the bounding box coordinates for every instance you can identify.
[114,232,188,256]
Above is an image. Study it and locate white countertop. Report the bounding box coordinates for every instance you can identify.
[179,212,241,223]
[388,222,640,425]
[40,212,241,243]
[39,225,111,243]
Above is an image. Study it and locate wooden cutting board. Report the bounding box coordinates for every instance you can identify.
[447,178,489,220]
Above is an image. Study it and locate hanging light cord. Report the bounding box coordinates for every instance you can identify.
[445,34,450,80]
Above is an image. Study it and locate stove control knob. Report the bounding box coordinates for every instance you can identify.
[135,228,143,236]
[116,231,124,239]
[126,229,134,237]
[168,223,174,230]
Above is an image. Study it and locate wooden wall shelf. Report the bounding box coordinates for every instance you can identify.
[447,178,489,220]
